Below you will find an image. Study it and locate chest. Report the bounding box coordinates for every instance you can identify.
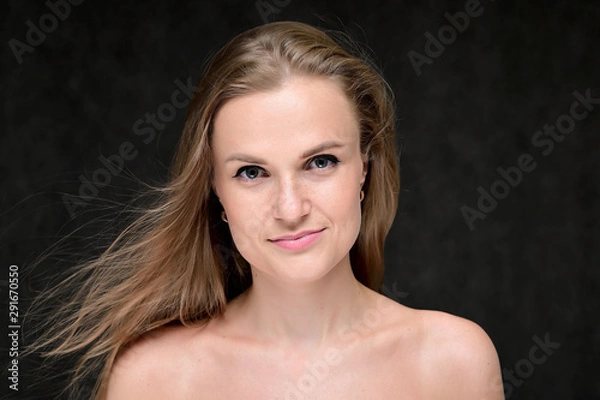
[183,339,426,399]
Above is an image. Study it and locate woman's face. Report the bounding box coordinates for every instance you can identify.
[211,75,367,284]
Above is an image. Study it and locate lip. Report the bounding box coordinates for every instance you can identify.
[268,228,325,251]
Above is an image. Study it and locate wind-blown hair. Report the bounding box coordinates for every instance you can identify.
[27,21,399,400]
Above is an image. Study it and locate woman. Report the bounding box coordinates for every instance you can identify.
[32,21,503,399]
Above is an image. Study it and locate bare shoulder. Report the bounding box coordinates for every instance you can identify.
[414,309,504,399]
[106,322,211,400]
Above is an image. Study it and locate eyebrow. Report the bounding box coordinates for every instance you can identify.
[224,140,346,164]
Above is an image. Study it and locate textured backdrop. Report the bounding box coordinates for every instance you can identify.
[1,0,599,399]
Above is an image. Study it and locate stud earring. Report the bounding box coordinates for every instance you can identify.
[359,190,365,202]
[221,211,228,223]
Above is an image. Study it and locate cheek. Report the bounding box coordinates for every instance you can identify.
[226,200,267,255]
[317,177,362,226]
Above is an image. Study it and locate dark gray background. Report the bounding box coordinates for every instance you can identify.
[1,0,599,399]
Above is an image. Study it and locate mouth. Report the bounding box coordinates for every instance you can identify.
[268,228,325,251]
[270,229,325,241]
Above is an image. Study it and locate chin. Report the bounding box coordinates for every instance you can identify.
[272,253,350,283]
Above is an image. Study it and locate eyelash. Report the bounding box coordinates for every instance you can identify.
[233,154,340,180]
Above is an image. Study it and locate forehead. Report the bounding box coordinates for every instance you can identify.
[211,76,360,157]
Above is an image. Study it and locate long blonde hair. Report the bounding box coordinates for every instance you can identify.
[27,21,399,399]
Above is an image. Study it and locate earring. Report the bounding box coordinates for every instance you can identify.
[221,211,228,223]
[359,190,365,202]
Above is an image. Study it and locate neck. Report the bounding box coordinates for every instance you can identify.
[230,256,374,351]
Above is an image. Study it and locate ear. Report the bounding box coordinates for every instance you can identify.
[211,182,222,205]
[211,171,220,200]
[360,154,368,187]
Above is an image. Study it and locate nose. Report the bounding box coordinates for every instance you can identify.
[271,177,311,222]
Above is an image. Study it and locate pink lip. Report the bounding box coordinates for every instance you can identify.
[269,229,325,251]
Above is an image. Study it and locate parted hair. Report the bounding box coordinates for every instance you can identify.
[27,20,399,399]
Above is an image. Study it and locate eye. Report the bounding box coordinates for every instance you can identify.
[234,166,266,180]
[308,154,339,170]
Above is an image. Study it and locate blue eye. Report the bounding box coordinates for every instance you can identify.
[233,155,339,180]
[234,166,265,180]
[309,154,339,169]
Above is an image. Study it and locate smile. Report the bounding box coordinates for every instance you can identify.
[268,229,325,251]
